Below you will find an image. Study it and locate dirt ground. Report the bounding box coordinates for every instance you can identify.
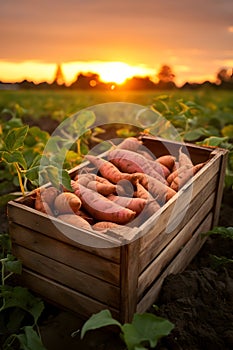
[35,189,233,350]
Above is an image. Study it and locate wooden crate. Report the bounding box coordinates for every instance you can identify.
[7,136,228,323]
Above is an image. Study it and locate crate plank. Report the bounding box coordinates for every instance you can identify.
[8,201,121,263]
[138,152,221,255]
[12,245,119,308]
[137,192,215,299]
[19,269,120,320]
[10,223,120,286]
[139,173,218,273]
[136,212,213,313]
[140,136,218,164]
[120,239,140,323]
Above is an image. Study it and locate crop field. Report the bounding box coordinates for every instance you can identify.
[0,87,233,350]
[1,88,233,122]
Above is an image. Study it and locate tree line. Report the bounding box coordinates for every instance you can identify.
[1,65,233,90]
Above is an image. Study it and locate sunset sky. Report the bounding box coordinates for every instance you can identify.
[0,0,232,86]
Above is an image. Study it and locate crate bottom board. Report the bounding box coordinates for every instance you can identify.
[16,268,120,320]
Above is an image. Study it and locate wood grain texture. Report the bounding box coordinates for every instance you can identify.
[10,223,120,286]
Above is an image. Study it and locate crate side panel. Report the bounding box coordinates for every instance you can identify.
[141,136,214,164]
[9,223,120,286]
[19,269,120,320]
[13,245,120,308]
[139,153,221,255]
[137,192,215,299]
[8,202,121,263]
[136,212,213,314]
[139,173,218,272]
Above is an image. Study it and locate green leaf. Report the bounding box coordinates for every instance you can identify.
[1,150,27,169]
[221,124,233,138]
[81,309,121,339]
[25,166,39,182]
[121,313,174,350]
[5,255,22,274]
[184,128,207,141]
[4,125,29,151]
[76,110,96,130]
[203,226,233,240]
[199,136,229,147]
[0,286,44,324]
[16,326,46,350]
[61,169,73,191]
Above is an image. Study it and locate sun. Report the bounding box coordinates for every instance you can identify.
[97,62,137,84]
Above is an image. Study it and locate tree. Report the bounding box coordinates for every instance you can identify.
[157,65,175,83]
[157,65,176,89]
[216,68,233,84]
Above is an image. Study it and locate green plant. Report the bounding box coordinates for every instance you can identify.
[202,227,233,269]
[79,309,174,350]
[0,233,46,350]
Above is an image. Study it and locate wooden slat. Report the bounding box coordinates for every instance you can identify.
[137,192,215,299]
[120,239,140,323]
[211,149,228,226]
[8,201,121,263]
[10,223,120,286]
[13,245,120,308]
[138,152,221,255]
[136,212,213,314]
[18,269,120,320]
[138,174,217,273]
[141,136,214,164]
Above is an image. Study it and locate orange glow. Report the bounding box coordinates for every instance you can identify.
[0,60,155,86]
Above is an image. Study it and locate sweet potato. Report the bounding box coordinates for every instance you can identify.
[57,214,92,230]
[170,162,205,191]
[107,194,147,215]
[92,221,123,232]
[74,183,136,224]
[107,149,167,184]
[75,209,95,225]
[38,186,59,207]
[116,179,135,197]
[167,165,190,185]
[178,147,193,168]
[138,173,176,203]
[116,137,142,151]
[135,180,161,216]
[34,191,54,216]
[87,180,116,196]
[85,155,138,184]
[54,192,82,214]
[156,155,176,172]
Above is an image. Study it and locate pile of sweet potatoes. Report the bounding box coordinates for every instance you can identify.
[32,137,206,233]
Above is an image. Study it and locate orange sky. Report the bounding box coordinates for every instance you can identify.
[0,0,232,86]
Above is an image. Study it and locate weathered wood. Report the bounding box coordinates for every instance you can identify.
[137,192,215,299]
[120,239,140,323]
[10,223,120,286]
[138,174,218,273]
[18,269,120,320]
[8,201,121,262]
[211,149,228,226]
[12,245,119,308]
[136,212,213,313]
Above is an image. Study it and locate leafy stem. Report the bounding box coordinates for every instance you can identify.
[14,162,25,196]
